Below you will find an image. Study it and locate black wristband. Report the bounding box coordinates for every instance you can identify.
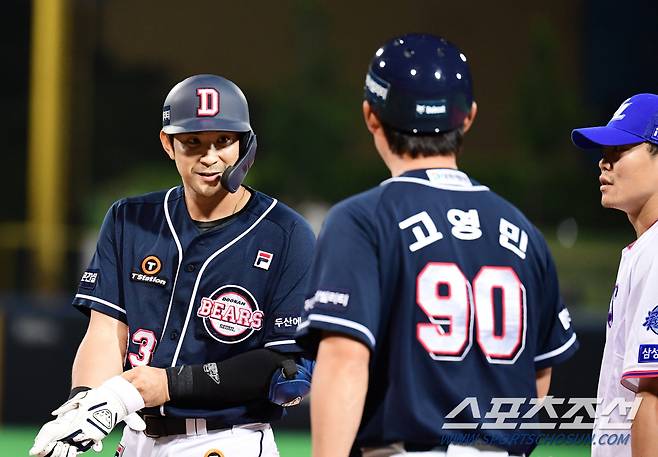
[68,386,91,400]
[166,349,292,408]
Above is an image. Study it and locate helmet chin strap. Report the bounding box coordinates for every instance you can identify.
[220,132,257,193]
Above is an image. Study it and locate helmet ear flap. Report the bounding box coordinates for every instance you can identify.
[220,132,257,193]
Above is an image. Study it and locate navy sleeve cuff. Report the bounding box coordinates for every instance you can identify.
[534,333,579,369]
[263,339,304,353]
[73,293,127,324]
[296,313,375,356]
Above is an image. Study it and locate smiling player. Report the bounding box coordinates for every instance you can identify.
[30,74,315,457]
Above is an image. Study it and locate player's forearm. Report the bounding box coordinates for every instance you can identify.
[535,367,552,398]
[311,335,370,457]
[71,312,128,388]
[122,349,303,408]
[632,383,658,457]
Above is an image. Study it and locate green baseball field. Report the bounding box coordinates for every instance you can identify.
[0,427,592,456]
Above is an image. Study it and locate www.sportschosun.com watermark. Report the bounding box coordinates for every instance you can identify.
[438,431,631,447]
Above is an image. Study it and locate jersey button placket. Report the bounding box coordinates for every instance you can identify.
[185,263,196,272]
[170,330,179,340]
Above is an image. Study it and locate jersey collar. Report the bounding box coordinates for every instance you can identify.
[165,186,268,249]
[381,168,488,191]
[625,218,658,253]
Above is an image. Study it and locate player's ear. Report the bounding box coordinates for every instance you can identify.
[160,130,175,160]
[462,101,478,134]
[362,101,382,135]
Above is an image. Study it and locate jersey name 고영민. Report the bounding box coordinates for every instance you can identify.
[73,186,315,425]
[297,168,578,456]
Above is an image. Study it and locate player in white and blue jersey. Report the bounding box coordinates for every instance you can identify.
[572,93,658,457]
[296,34,578,457]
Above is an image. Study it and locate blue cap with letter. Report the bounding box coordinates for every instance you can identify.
[571,93,658,149]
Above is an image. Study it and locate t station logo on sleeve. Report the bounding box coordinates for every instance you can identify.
[130,255,168,288]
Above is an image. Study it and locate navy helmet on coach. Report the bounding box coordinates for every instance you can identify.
[364,33,474,134]
[162,74,257,193]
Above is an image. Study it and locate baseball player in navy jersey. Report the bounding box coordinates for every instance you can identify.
[571,94,658,457]
[29,74,315,457]
[295,34,579,457]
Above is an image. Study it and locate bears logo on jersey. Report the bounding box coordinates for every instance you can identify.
[197,285,264,343]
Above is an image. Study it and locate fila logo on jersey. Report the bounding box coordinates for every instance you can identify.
[130,255,168,287]
[197,88,220,117]
[642,306,658,335]
[114,444,125,457]
[197,285,264,343]
[254,250,273,270]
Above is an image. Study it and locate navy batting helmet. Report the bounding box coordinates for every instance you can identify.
[364,33,474,134]
[162,74,257,193]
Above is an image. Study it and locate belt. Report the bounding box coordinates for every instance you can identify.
[140,414,231,438]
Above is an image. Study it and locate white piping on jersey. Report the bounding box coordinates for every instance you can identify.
[170,198,279,367]
[380,176,490,192]
[299,314,376,348]
[159,187,184,344]
[75,294,126,314]
[534,333,577,362]
[264,340,296,347]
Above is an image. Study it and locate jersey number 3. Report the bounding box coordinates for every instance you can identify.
[417,262,526,364]
[128,329,157,367]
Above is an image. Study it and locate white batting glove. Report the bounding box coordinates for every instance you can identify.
[29,376,146,456]
[34,440,89,457]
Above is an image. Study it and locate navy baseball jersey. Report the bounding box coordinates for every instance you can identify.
[73,186,315,425]
[296,169,578,455]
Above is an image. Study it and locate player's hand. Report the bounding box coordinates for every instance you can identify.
[28,399,103,457]
[122,365,170,407]
[268,358,315,407]
[28,403,101,457]
[31,439,97,457]
[29,377,145,456]
[29,414,144,457]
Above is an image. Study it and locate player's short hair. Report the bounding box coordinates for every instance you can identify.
[383,125,464,158]
[649,142,658,156]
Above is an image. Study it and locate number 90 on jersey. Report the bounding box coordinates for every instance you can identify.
[416,262,526,364]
